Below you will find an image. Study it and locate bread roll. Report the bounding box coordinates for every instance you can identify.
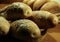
[22,0,49,10]
[11,19,41,41]
[29,11,58,29]
[23,0,35,6]
[0,2,32,20]
[33,0,49,10]
[0,16,10,36]
[40,1,60,14]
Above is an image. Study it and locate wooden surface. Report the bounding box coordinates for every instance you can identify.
[42,24,60,42]
[0,4,9,9]
[0,0,23,4]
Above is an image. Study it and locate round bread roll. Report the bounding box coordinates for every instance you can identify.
[0,2,32,20]
[29,11,58,29]
[40,1,60,14]
[0,16,10,36]
[33,0,49,10]
[23,0,35,6]
[22,0,49,10]
[11,19,41,41]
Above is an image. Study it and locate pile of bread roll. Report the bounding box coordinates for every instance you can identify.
[0,0,60,42]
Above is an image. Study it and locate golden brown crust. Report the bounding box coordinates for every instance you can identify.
[22,0,49,10]
[55,13,60,24]
[0,2,32,20]
[23,0,35,5]
[40,1,60,14]
[0,16,10,36]
[33,0,49,10]
[22,0,35,10]
[11,19,41,40]
[29,11,59,29]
